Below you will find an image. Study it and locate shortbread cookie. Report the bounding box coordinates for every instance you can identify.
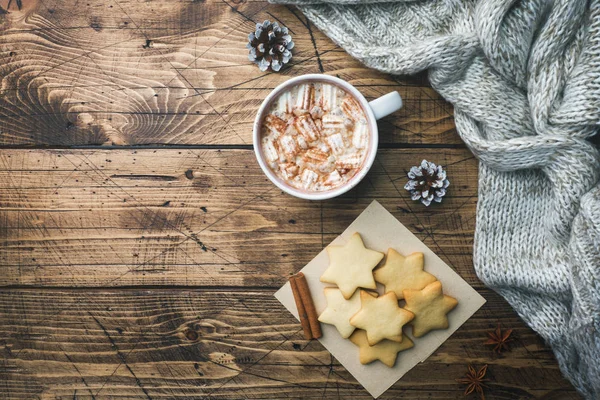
[374,250,436,299]
[403,281,458,337]
[349,329,414,368]
[350,290,414,345]
[320,232,384,299]
[318,287,364,338]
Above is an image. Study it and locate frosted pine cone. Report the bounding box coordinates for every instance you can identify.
[404,160,450,206]
[247,20,294,72]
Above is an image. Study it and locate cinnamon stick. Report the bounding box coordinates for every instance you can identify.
[289,275,312,339]
[293,272,322,339]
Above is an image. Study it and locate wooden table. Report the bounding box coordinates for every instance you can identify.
[0,0,582,398]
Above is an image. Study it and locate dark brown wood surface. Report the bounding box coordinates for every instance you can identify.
[0,0,582,398]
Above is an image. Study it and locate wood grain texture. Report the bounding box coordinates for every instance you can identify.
[0,0,582,397]
[0,148,477,288]
[0,0,456,146]
[0,289,582,399]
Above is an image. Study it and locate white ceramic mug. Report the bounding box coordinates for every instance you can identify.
[253,74,403,200]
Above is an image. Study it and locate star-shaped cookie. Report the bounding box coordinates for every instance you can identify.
[349,329,414,367]
[374,249,436,299]
[403,280,458,337]
[320,232,384,299]
[318,287,364,338]
[350,290,414,345]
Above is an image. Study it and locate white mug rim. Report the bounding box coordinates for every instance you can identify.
[253,74,379,201]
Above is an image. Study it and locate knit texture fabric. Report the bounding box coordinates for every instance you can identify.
[271,0,600,397]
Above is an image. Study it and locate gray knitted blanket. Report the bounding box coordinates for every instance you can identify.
[271,0,600,396]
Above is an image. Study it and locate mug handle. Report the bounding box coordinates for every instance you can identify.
[368,92,403,120]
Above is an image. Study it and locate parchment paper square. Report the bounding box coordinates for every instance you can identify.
[274,200,486,398]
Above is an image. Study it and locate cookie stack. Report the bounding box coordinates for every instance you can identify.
[318,232,457,367]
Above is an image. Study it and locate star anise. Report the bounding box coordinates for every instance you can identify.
[3,0,23,11]
[456,364,488,399]
[484,325,513,353]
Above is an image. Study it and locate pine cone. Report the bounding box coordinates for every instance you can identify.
[404,160,450,206]
[247,20,294,72]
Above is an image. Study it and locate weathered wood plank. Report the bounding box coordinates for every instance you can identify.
[0,1,456,146]
[0,148,477,287]
[0,289,581,399]
[0,0,580,397]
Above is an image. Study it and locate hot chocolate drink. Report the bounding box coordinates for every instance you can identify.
[260,81,370,192]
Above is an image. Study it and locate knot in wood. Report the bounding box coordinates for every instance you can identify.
[184,329,199,341]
